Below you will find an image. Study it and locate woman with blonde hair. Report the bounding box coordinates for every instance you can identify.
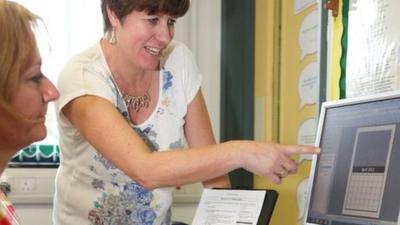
[0,1,59,224]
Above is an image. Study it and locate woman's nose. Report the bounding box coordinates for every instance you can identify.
[42,77,59,102]
[157,23,174,44]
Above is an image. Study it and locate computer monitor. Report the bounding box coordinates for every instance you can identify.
[303,91,400,225]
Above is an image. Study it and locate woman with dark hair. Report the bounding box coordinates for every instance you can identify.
[54,0,319,224]
[0,1,59,224]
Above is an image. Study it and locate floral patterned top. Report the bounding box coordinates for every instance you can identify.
[54,41,202,225]
[0,192,20,225]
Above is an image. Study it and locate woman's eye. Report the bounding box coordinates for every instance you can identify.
[168,19,176,26]
[31,74,43,83]
[148,17,158,24]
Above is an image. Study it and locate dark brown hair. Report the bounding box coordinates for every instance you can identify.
[101,0,190,32]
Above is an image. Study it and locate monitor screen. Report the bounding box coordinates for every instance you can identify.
[304,93,400,225]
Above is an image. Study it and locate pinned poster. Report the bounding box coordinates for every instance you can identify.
[298,9,319,59]
[296,178,310,220]
[346,0,400,97]
[298,62,318,109]
[294,0,317,14]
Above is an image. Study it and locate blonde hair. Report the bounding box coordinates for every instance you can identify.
[0,0,39,115]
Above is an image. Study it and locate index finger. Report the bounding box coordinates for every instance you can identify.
[281,144,320,155]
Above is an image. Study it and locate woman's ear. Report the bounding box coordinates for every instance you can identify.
[106,6,119,27]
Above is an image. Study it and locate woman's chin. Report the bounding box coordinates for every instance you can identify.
[26,125,47,144]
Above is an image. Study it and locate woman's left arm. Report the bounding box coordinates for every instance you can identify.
[184,89,231,188]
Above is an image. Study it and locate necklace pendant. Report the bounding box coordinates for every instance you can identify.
[123,92,150,112]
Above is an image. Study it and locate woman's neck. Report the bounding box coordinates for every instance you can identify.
[0,150,13,174]
[100,38,155,94]
[0,112,24,173]
[100,38,145,81]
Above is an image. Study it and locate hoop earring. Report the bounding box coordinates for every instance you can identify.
[107,28,117,45]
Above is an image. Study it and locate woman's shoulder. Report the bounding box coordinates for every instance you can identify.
[66,43,103,67]
[59,42,106,78]
[161,41,193,66]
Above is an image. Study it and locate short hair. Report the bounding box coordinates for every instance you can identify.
[101,0,190,33]
[0,0,40,115]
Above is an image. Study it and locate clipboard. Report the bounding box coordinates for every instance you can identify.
[191,188,278,225]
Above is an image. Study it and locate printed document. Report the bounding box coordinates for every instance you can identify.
[192,188,266,225]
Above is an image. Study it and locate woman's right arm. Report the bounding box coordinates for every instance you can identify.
[62,95,319,189]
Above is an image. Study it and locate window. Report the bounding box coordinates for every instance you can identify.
[10,0,103,167]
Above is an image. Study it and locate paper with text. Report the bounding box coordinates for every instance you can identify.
[192,189,266,225]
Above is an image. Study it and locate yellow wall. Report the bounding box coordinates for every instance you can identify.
[254,0,279,143]
[254,1,318,225]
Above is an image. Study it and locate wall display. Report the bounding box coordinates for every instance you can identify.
[294,0,317,14]
[255,1,320,224]
[298,62,319,108]
[298,9,319,59]
[296,178,309,221]
[346,0,400,97]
